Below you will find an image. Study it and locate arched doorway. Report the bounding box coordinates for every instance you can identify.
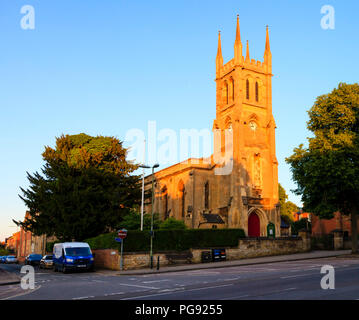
[248,212,260,237]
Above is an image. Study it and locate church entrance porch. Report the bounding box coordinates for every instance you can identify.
[248,212,260,237]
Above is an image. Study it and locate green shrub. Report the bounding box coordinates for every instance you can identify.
[159,218,187,230]
[118,212,161,230]
[0,248,10,256]
[86,228,245,252]
[291,218,312,235]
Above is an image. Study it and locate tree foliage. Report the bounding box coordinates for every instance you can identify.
[118,211,161,231]
[16,134,141,241]
[159,217,187,230]
[278,183,298,222]
[286,83,359,253]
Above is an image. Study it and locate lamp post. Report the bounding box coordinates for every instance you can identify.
[139,164,151,231]
[150,163,159,269]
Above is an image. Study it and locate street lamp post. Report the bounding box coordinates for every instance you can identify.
[150,164,159,269]
[139,164,151,231]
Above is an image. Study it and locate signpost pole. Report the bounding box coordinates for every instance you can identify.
[120,238,124,271]
[116,228,127,271]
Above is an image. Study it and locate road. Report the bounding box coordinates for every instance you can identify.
[1,257,359,300]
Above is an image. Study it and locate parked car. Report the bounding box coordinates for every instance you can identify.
[39,255,53,269]
[4,255,18,264]
[53,242,94,273]
[0,256,7,263]
[25,254,43,266]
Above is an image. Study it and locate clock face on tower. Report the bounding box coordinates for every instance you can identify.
[249,121,257,131]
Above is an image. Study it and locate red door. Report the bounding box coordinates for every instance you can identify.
[248,212,260,237]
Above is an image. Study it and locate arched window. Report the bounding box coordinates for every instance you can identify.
[225,82,229,104]
[232,79,235,101]
[255,81,259,102]
[181,187,185,218]
[178,181,185,218]
[246,79,250,100]
[162,186,168,219]
[204,182,209,210]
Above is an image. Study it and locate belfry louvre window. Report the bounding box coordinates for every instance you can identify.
[246,79,250,100]
[255,82,259,102]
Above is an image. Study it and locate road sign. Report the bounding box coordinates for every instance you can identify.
[115,238,122,243]
[117,228,128,239]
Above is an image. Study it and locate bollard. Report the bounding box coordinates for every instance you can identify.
[157,256,160,270]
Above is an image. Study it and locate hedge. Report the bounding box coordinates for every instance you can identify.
[85,228,246,252]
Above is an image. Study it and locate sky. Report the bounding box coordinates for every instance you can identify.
[0,0,358,241]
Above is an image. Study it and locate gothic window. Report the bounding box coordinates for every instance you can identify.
[162,186,169,219]
[255,81,259,102]
[204,181,209,210]
[178,181,185,218]
[232,79,234,101]
[181,187,185,218]
[225,82,229,104]
[246,79,250,100]
[253,155,262,189]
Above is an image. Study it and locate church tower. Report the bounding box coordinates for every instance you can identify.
[144,16,280,236]
[213,16,280,235]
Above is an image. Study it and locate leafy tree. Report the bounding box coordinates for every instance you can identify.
[118,211,161,230]
[278,183,298,222]
[291,218,311,235]
[159,217,187,230]
[286,83,359,253]
[16,134,141,241]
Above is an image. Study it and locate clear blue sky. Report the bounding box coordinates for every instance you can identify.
[0,0,358,241]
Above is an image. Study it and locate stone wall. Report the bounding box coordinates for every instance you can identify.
[93,232,310,271]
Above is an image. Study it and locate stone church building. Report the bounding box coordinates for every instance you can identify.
[144,16,280,237]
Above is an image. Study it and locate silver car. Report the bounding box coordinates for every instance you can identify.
[5,255,18,264]
[39,255,53,269]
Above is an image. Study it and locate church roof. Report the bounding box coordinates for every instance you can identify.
[202,213,225,224]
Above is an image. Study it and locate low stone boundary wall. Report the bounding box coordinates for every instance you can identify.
[92,231,310,271]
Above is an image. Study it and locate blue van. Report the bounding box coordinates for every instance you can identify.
[53,242,94,273]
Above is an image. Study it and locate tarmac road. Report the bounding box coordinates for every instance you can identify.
[1,256,359,300]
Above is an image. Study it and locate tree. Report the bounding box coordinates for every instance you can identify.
[291,218,311,235]
[16,134,141,241]
[286,83,359,253]
[118,211,161,230]
[159,217,187,230]
[278,183,298,222]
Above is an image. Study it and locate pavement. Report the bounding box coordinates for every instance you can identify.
[0,267,20,286]
[114,250,352,276]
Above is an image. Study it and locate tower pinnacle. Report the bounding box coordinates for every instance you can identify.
[245,40,250,62]
[234,15,243,64]
[216,31,223,76]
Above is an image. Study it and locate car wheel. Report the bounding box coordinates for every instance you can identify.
[62,265,67,274]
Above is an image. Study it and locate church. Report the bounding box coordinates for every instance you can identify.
[144,16,280,237]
